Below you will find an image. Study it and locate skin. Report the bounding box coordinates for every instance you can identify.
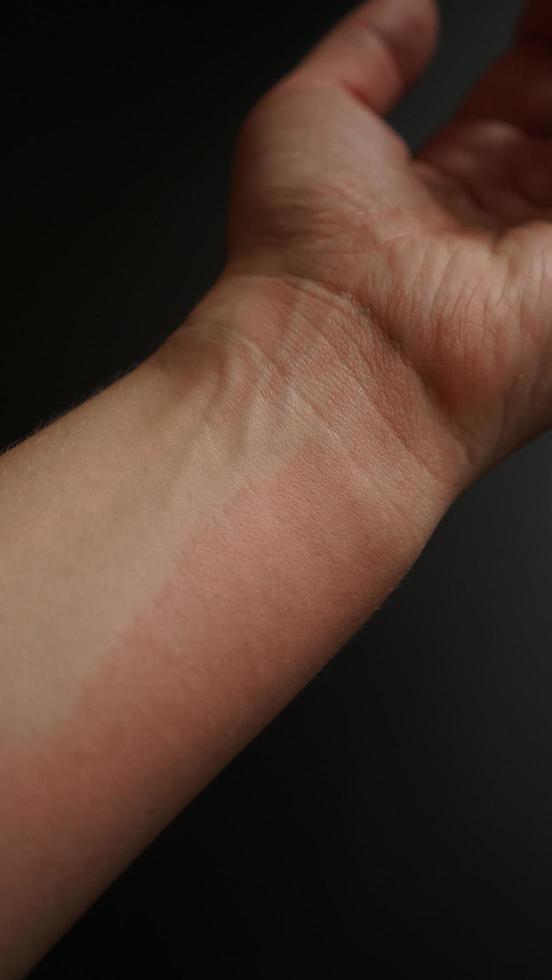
[1,0,552,974]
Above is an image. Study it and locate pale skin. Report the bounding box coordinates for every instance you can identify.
[1,0,551,974]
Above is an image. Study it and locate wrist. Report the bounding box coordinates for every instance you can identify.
[155,268,464,615]
[167,267,471,495]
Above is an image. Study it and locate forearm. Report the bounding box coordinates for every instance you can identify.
[0,272,462,977]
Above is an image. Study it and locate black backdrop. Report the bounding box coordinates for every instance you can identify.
[5,1,552,977]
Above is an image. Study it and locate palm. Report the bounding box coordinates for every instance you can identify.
[229,0,552,472]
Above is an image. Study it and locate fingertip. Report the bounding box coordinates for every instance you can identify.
[302,0,440,115]
[363,0,440,83]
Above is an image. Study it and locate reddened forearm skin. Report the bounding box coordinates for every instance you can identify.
[0,275,456,978]
[4,0,552,972]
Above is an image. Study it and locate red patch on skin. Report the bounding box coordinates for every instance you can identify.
[0,435,410,977]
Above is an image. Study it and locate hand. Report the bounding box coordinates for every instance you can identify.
[221,0,552,486]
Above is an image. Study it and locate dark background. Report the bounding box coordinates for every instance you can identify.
[4,0,552,977]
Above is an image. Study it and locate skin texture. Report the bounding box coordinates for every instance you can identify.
[226,0,552,471]
[1,0,552,975]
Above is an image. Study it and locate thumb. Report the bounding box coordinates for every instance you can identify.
[299,0,439,116]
